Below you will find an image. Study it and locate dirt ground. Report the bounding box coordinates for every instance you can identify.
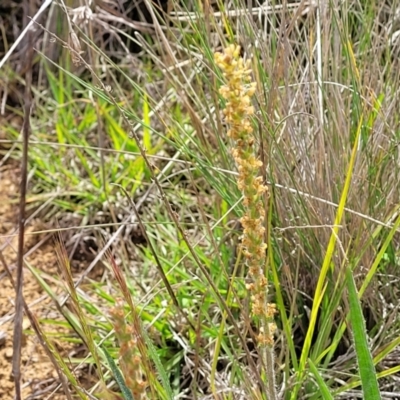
[0,164,68,399]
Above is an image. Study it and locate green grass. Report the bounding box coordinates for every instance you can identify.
[2,0,400,398]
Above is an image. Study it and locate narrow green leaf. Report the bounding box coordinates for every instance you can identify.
[346,267,381,400]
[102,346,135,400]
[308,358,334,400]
[142,329,174,400]
[359,211,400,297]
[143,91,152,151]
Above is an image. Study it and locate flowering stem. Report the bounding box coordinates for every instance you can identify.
[215,44,278,400]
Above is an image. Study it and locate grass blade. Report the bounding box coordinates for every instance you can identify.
[293,113,365,399]
[308,358,334,400]
[346,266,381,399]
[102,346,135,400]
[142,329,174,400]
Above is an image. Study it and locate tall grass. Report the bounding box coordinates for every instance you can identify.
[3,0,400,398]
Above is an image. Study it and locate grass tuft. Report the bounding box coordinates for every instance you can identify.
[2,0,400,398]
